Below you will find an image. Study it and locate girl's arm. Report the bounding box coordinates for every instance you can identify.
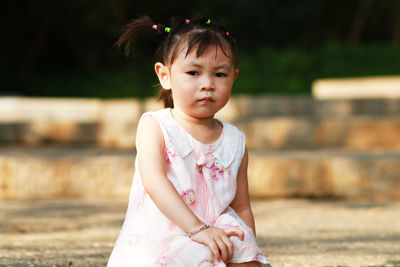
[136,115,243,263]
[229,146,257,236]
[137,115,203,233]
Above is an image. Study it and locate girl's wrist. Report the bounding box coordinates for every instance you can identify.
[186,223,210,238]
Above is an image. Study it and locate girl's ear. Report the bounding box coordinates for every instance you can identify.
[233,68,239,81]
[155,62,171,89]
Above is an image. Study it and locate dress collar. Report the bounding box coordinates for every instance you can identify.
[162,108,238,169]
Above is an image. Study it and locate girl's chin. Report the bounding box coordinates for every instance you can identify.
[185,109,216,119]
[174,105,225,119]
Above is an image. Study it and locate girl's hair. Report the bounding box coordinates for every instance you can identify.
[115,15,238,108]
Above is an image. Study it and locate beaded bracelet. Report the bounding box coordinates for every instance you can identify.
[186,224,210,238]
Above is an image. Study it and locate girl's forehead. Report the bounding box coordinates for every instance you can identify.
[173,43,234,65]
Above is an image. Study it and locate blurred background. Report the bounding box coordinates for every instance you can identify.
[1,1,400,266]
[2,0,400,98]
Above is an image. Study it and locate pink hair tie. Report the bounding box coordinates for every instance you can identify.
[185,19,190,24]
[152,24,158,30]
[226,32,230,36]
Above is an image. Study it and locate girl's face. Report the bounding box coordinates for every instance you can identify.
[155,44,239,120]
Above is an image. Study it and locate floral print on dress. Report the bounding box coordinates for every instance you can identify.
[134,189,146,211]
[209,162,227,181]
[165,145,178,165]
[181,189,195,205]
[155,254,168,266]
[127,232,149,247]
[198,259,219,267]
[196,152,227,181]
[156,247,171,266]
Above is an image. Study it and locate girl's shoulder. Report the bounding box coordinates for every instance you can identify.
[138,108,171,127]
[135,110,166,158]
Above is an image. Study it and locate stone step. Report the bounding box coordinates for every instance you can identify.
[0,146,135,200]
[1,97,400,149]
[312,76,400,99]
[238,115,400,150]
[222,96,400,120]
[2,116,400,150]
[249,149,400,200]
[1,147,399,200]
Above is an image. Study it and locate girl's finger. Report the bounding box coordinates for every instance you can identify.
[208,240,221,262]
[224,227,244,241]
[221,234,234,260]
[215,237,228,262]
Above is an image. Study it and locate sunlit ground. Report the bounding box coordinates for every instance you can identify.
[0,198,399,267]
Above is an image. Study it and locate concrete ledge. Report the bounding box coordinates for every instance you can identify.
[225,95,314,119]
[313,98,400,117]
[98,99,141,148]
[312,76,400,99]
[1,147,399,200]
[240,116,400,150]
[0,147,134,199]
[2,96,400,149]
[249,150,400,200]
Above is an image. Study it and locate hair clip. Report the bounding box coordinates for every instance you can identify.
[185,19,190,24]
[165,27,171,33]
[206,19,211,24]
[152,25,158,30]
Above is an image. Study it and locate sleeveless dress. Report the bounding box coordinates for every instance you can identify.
[108,108,269,267]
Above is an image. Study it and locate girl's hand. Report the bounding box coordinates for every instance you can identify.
[189,226,244,263]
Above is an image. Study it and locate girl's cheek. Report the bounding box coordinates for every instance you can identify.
[220,89,232,99]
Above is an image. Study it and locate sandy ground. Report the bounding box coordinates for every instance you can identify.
[0,198,399,267]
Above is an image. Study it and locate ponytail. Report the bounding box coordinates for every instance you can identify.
[115,16,174,107]
[114,16,154,56]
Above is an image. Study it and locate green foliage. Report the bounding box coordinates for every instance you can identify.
[234,43,400,95]
[20,65,158,99]
[3,0,400,98]
[16,43,400,98]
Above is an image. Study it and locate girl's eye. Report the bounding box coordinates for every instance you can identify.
[187,71,199,76]
[215,72,227,77]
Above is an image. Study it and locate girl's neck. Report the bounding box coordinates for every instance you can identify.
[170,108,223,144]
[171,107,215,127]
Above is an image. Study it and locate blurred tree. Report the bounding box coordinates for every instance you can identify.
[347,0,374,42]
[393,0,400,44]
[3,0,399,73]
[1,0,399,97]
[20,2,59,77]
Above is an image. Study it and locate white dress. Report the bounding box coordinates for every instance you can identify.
[108,108,269,266]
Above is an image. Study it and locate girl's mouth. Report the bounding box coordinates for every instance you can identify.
[198,97,214,103]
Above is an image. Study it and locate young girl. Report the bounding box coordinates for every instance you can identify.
[108,15,270,267]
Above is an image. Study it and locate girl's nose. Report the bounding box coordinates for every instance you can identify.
[200,76,215,91]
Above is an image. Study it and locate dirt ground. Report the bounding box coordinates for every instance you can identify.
[0,198,399,267]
